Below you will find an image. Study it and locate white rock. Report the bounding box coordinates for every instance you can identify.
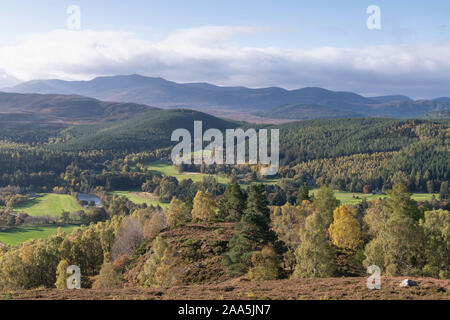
[399,279,419,288]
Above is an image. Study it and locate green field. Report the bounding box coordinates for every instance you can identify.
[113,190,169,208]
[0,225,77,246]
[257,178,283,185]
[410,193,440,202]
[240,177,283,186]
[146,161,230,184]
[146,161,283,186]
[14,193,84,217]
[310,189,438,204]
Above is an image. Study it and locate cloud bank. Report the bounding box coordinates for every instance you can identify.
[1,26,449,98]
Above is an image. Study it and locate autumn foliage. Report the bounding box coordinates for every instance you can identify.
[329,205,362,250]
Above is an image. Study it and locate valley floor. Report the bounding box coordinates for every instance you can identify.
[6,277,449,300]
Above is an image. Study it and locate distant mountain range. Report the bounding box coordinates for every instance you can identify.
[2,74,450,119]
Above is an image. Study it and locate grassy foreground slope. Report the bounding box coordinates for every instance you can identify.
[13,193,83,217]
[7,277,450,300]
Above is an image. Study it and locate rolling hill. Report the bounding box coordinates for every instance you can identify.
[0,91,155,123]
[5,74,450,119]
[56,108,240,152]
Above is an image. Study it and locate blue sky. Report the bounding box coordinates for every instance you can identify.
[0,0,449,98]
[1,0,449,47]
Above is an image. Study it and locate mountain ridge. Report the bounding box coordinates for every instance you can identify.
[3,74,450,119]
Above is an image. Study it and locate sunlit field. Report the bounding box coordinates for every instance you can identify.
[310,189,439,204]
[113,190,169,208]
[0,225,76,246]
[13,193,84,217]
[146,161,230,184]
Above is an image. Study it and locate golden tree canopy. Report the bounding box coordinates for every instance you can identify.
[329,205,362,250]
[192,191,216,222]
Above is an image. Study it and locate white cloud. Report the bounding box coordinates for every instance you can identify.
[1,26,449,98]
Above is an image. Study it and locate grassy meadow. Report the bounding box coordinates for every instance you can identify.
[310,189,439,205]
[146,161,230,184]
[0,225,77,246]
[113,190,169,208]
[13,193,84,217]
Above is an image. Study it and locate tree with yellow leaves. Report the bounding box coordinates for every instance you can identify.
[55,259,69,289]
[144,213,163,240]
[166,197,188,228]
[191,190,216,222]
[328,205,361,250]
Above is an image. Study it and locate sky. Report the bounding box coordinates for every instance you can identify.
[0,0,449,98]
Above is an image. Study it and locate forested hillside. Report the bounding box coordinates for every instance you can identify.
[276,118,449,192]
[0,111,448,193]
[55,109,240,152]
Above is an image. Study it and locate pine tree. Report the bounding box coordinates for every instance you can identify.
[292,212,335,278]
[218,182,246,221]
[296,183,310,205]
[222,185,278,276]
[246,184,271,218]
